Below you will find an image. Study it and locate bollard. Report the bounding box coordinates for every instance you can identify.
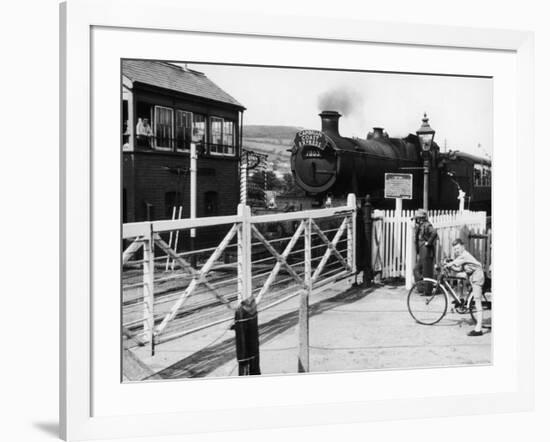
[232,297,261,375]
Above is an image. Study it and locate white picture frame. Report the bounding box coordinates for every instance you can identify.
[60,0,534,440]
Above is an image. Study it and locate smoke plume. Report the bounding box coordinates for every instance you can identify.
[317,86,364,116]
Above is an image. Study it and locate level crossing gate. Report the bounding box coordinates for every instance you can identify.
[121,195,492,375]
[122,194,357,370]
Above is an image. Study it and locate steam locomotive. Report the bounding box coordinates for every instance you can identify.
[290,111,491,212]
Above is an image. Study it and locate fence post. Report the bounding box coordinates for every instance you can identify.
[237,204,252,302]
[234,204,260,375]
[298,217,312,373]
[240,160,248,206]
[142,223,155,350]
[363,195,374,286]
[405,219,415,289]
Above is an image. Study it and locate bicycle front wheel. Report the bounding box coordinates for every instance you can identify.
[407,280,448,325]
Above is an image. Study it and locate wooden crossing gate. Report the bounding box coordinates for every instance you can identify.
[122,195,357,370]
[122,195,491,374]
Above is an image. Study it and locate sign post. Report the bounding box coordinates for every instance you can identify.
[395,197,403,214]
[384,173,413,214]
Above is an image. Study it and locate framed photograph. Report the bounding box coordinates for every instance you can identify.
[60,0,534,440]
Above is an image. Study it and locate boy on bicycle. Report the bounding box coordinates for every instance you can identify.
[444,238,485,336]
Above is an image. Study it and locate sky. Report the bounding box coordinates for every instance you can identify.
[185,63,493,157]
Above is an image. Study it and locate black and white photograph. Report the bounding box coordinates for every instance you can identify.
[4,0,548,439]
[121,59,493,381]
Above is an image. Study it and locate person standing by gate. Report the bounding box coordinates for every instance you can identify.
[413,209,438,293]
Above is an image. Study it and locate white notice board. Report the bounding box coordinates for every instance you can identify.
[384,173,413,199]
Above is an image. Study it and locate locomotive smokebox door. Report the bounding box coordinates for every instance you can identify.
[291,129,338,193]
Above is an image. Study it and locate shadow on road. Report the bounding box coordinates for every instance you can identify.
[152,285,375,379]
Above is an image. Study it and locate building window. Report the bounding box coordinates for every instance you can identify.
[210,117,236,156]
[473,164,482,186]
[474,164,491,187]
[175,110,192,152]
[165,191,179,219]
[122,188,127,223]
[154,106,173,150]
[136,102,153,149]
[483,165,491,186]
[204,191,219,216]
[193,114,206,145]
[224,121,235,153]
[210,117,223,153]
[122,100,130,150]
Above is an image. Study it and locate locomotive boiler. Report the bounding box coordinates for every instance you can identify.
[290,110,491,212]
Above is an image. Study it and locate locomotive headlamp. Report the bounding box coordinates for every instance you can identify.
[416,113,435,152]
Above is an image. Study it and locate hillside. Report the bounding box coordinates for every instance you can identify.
[242,125,304,176]
[243,125,303,139]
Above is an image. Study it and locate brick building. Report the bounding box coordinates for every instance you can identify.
[121,59,245,225]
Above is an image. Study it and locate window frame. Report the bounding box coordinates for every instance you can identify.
[192,113,207,146]
[204,190,219,216]
[153,105,174,151]
[209,116,224,156]
[209,116,236,157]
[483,165,491,186]
[473,163,483,187]
[473,163,491,187]
[175,109,193,152]
[223,120,235,155]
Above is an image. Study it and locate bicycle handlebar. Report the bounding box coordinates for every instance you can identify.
[436,258,459,278]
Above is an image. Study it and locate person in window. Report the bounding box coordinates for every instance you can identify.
[136,117,153,148]
[413,209,438,294]
[122,119,130,150]
[444,238,485,336]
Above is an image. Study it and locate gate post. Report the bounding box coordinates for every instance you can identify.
[298,217,312,373]
[405,219,415,289]
[363,195,374,286]
[237,204,252,302]
[234,204,260,375]
[142,223,155,350]
[240,157,248,205]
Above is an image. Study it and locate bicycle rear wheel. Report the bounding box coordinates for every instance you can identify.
[469,293,492,327]
[407,280,448,325]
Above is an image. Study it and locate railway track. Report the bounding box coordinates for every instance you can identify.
[122,259,349,348]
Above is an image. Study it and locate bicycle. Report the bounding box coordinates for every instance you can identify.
[407,259,492,326]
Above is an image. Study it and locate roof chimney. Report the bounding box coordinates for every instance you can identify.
[319,110,341,136]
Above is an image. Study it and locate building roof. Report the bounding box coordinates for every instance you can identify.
[122,59,245,109]
[449,150,492,166]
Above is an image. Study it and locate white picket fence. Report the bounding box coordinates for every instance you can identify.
[371,210,489,288]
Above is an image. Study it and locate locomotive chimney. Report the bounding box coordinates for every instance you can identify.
[319,110,341,136]
[370,127,385,139]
